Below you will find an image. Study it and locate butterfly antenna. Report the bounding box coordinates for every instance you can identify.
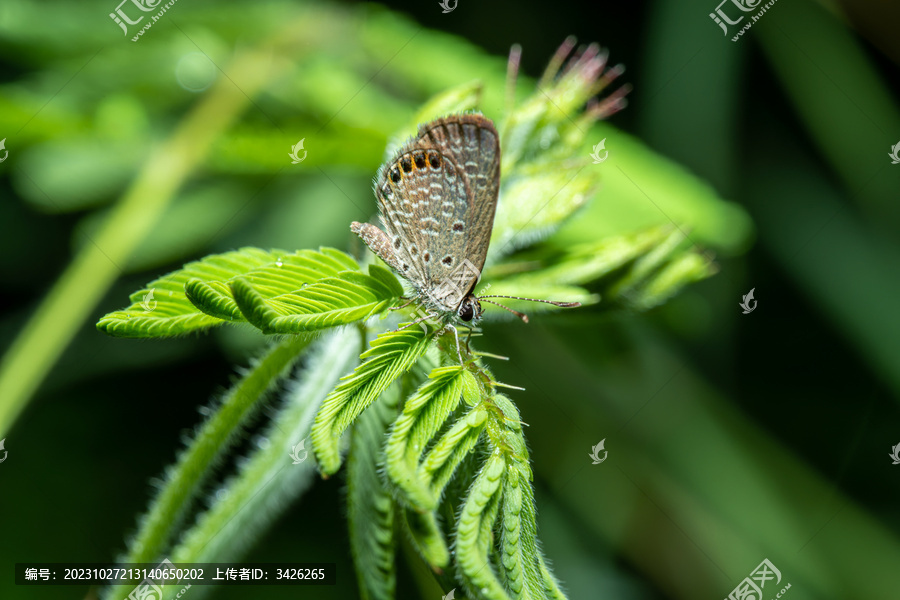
[478,299,530,323]
[478,295,581,324]
[480,295,581,308]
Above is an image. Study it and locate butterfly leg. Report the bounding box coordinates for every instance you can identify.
[446,324,464,364]
[389,297,416,311]
[463,326,475,355]
[395,310,435,334]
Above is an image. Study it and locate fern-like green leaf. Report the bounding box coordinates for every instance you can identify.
[456,452,510,600]
[619,248,717,310]
[347,381,401,600]
[491,167,598,261]
[419,407,488,509]
[312,328,431,475]
[231,263,404,334]
[485,225,674,287]
[527,488,567,600]
[96,247,288,338]
[604,227,717,309]
[184,247,359,321]
[385,365,479,511]
[402,506,450,570]
[499,468,530,598]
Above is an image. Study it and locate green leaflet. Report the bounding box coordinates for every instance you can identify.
[620,248,716,311]
[419,407,488,507]
[185,247,360,322]
[347,381,401,600]
[231,263,404,334]
[156,331,360,595]
[96,246,381,338]
[604,226,717,309]
[483,225,718,316]
[456,452,510,600]
[491,167,598,260]
[311,328,432,476]
[96,247,288,338]
[500,467,545,599]
[527,487,567,600]
[403,506,450,570]
[485,225,674,287]
[500,469,527,598]
[385,366,480,511]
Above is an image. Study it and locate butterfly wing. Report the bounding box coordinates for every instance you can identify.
[371,114,500,313]
[373,148,465,295]
[415,114,500,277]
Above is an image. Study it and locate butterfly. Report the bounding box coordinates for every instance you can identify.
[351,113,578,357]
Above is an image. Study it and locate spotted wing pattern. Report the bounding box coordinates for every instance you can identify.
[354,113,500,313]
[413,114,500,279]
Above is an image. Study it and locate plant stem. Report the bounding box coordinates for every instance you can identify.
[0,24,301,437]
[153,329,357,600]
[118,336,310,569]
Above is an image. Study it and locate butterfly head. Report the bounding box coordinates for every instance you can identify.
[456,294,483,323]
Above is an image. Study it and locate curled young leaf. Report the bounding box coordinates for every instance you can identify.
[456,452,510,600]
[311,328,431,476]
[385,365,478,511]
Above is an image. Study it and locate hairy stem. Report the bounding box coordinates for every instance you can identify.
[161,330,358,599]
[104,335,310,599]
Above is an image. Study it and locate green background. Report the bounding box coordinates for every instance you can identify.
[1,0,898,598]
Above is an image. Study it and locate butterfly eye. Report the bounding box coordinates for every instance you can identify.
[389,167,401,183]
[458,301,474,322]
[427,152,442,169]
[414,153,426,169]
[400,156,412,173]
